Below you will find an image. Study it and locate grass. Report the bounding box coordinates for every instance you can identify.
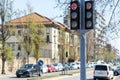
[31,68,93,80]
[31,74,65,80]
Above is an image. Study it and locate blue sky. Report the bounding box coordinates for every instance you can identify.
[13,0,64,23]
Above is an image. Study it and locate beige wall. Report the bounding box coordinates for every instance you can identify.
[0,57,52,74]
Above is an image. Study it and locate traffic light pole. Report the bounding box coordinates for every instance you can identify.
[80,32,86,80]
[80,0,87,80]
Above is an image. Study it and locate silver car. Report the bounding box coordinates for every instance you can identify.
[53,63,63,71]
[40,65,48,73]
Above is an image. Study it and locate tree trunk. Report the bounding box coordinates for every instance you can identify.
[27,52,30,64]
[1,16,6,74]
[1,53,6,74]
[1,36,6,74]
[1,60,5,74]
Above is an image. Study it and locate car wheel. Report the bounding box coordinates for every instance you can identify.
[16,75,21,78]
[38,72,41,76]
[49,70,52,73]
[93,77,96,80]
[114,72,118,76]
[111,76,114,80]
[109,78,113,80]
[28,72,33,77]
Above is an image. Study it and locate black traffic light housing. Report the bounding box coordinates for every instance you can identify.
[70,0,80,30]
[85,1,94,29]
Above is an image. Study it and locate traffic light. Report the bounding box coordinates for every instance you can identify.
[85,1,94,29]
[70,0,80,30]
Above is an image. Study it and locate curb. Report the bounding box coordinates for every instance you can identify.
[31,68,93,80]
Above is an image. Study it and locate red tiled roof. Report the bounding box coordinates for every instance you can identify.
[6,12,67,29]
[8,12,51,24]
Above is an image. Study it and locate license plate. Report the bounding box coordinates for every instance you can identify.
[19,72,23,74]
[98,72,103,74]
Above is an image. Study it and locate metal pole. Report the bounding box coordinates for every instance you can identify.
[80,0,86,80]
[80,33,86,80]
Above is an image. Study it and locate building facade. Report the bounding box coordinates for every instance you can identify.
[94,10,106,60]
[5,12,80,65]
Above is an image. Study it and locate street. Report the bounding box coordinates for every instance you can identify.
[0,73,30,80]
[0,69,120,80]
[55,71,120,80]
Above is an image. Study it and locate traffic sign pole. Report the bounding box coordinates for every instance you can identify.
[80,0,87,80]
[37,60,44,66]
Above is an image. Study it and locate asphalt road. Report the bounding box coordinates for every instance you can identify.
[0,68,120,80]
[51,71,120,80]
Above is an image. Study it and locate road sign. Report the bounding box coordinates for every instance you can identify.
[37,60,44,66]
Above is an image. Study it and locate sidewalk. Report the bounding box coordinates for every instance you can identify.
[31,68,94,80]
[42,73,78,80]
[0,72,15,77]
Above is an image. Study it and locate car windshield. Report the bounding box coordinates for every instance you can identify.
[22,64,33,69]
[53,64,58,66]
[95,65,107,70]
[117,66,120,69]
[47,65,51,67]
[72,64,75,65]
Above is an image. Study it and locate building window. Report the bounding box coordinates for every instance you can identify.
[46,28,50,34]
[12,44,15,51]
[46,35,50,42]
[18,30,22,36]
[18,44,21,50]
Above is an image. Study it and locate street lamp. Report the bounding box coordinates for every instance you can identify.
[16,52,20,68]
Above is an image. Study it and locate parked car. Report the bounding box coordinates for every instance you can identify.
[87,62,97,68]
[93,64,114,80]
[53,63,63,71]
[40,65,48,73]
[47,64,56,72]
[113,62,119,66]
[114,66,120,76]
[63,63,71,70]
[16,64,41,78]
[70,62,79,70]
[75,61,80,69]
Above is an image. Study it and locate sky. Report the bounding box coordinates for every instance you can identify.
[13,0,64,23]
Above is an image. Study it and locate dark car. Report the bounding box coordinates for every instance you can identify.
[16,64,41,78]
[114,67,120,76]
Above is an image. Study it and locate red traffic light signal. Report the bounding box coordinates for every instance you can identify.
[85,1,94,29]
[70,1,80,30]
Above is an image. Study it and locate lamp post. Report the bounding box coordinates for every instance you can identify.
[16,52,20,68]
[17,44,21,68]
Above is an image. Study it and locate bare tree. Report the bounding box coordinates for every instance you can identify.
[86,30,95,62]
[0,0,16,74]
[55,0,120,61]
